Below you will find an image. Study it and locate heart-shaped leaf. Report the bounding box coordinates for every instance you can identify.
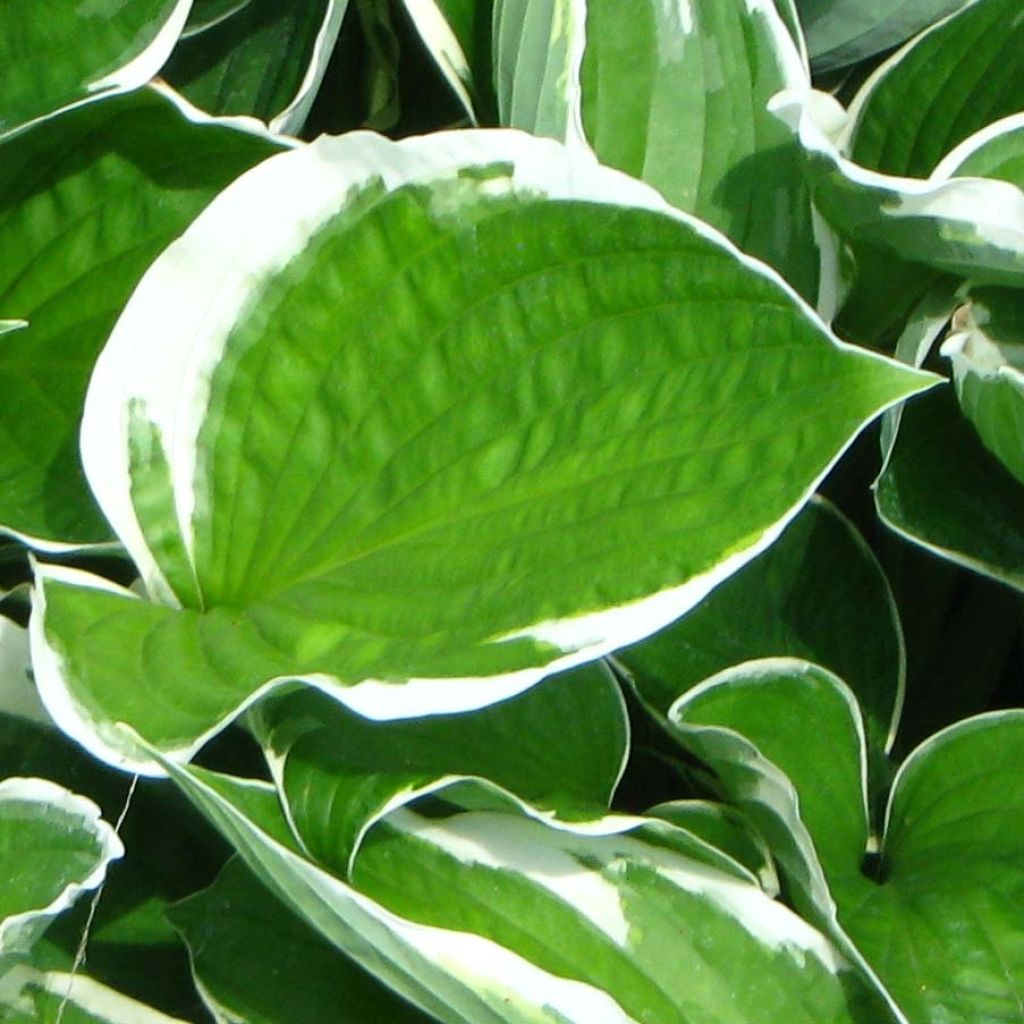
[31,128,932,772]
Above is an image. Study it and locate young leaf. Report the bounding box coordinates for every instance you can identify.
[163,0,350,134]
[0,86,286,549]
[33,129,933,772]
[0,777,122,956]
[0,0,191,138]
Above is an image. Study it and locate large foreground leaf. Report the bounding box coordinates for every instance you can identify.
[0,86,285,548]
[32,129,932,771]
[669,660,1024,1024]
[0,777,121,956]
[157,751,891,1024]
[0,0,192,138]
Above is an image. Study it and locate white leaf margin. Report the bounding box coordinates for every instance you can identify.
[0,964,190,1024]
[1,0,194,142]
[770,88,1024,280]
[665,656,910,1024]
[157,747,859,1024]
[0,777,123,955]
[269,0,352,136]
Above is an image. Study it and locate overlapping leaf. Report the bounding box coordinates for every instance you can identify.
[0,86,285,548]
[846,0,1024,178]
[493,0,829,304]
[615,498,905,752]
[669,659,1024,1024]
[795,0,970,72]
[169,857,432,1024]
[875,385,1024,592]
[30,129,932,772]
[0,777,121,957]
[155,747,892,1024]
[0,0,191,138]
[253,661,627,874]
[0,964,191,1024]
[163,0,350,134]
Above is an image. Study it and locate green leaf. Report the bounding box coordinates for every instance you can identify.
[183,0,256,35]
[0,0,192,139]
[252,661,628,875]
[163,0,350,134]
[875,386,1024,592]
[0,777,121,956]
[495,0,829,305]
[846,0,1024,178]
[0,616,49,726]
[0,964,191,1024]
[796,0,970,72]
[940,289,1024,485]
[670,661,1024,1024]
[32,129,933,771]
[0,86,286,548]
[168,857,434,1024]
[775,89,1024,287]
[400,0,496,122]
[157,748,889,1024]
[615,497,906,753]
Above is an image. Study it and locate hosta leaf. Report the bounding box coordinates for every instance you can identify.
[157,750,890,1024]
[775,89,1024,286]
[0,965,190,1024]
[795,0,970,72]
[400,0,495,122]
[615,497,906,753]
[941,288,1024,485]
[169,857,431,1024]
[846,0,1024,178]
[670,660,1024,1024]
[164,0,350,134]
[0,0,191,138]
[495,0,829,305]
[875,386,1024,592]
[0,777,121,956]
[253,661,628,874]
[0,616,49,726]
[183,0,256,35]
[0,86,285,549]
[33,129,932,772]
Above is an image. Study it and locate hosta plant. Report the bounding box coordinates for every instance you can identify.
[0,1,1021,1022]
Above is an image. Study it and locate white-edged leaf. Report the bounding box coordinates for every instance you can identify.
[0,777,122,956]
[33,128,933,773]
[0,0,192,139]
